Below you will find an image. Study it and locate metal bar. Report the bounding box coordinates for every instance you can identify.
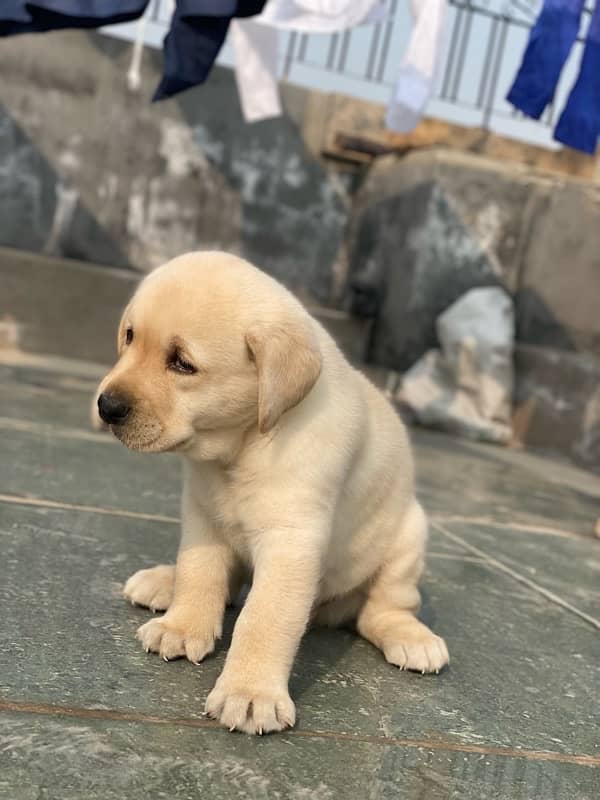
[337,30,352,73]
[510,0,538,20]
[448,0,533,30]
[476,15,499,109]
[283,31,297,79]
[441,5,466,99]
[365,22,382,80]
[326,33,339,70]
[483,15,509,128]
[297,33,309,63]
[375,0,398,82]
[450,2,474,101]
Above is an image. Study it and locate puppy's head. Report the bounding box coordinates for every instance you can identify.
[93,252,322,454]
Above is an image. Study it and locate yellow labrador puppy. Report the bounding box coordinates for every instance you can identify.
[95,251,448,734]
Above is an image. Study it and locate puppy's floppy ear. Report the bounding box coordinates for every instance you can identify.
[246,319,322,434]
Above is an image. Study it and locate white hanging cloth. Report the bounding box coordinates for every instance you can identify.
[231,0,447,131]
[386,0,448,133]
[230,20,282,122]
[230,0,388,123]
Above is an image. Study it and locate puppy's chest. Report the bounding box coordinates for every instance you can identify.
[194,467,257,559]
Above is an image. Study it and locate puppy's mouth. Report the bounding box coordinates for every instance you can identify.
[110,423,192,454]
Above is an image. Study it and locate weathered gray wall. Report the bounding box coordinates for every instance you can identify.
[344,151,600,471]
[0,30,348,303]
[347,151,600,366]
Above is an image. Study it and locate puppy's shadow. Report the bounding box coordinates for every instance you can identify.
[218,586,444,701]
[418,588,441,633]
[291,624,358,700]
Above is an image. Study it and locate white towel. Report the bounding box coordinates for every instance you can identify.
[231,0,387,123]
[386,0,447,133]
[230,20,282,122]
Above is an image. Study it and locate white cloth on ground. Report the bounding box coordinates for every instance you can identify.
[397,287,515,444]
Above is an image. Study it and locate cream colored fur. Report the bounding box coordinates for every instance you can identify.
[95,251,448,735]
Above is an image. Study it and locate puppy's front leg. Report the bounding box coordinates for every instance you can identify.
[137,488,234,664]
[206,524,325,734]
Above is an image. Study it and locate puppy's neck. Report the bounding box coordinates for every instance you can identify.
[182,424,261,467]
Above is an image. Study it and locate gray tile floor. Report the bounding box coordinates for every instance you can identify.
[1,354,599,799]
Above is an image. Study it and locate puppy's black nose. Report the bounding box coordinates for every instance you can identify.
[98,392,131,425]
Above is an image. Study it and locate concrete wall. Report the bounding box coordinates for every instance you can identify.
[0,30,349,304]
[344,150,600,470]
[346,151,600,366]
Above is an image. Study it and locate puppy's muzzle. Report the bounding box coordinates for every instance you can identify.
[98,391,132,426]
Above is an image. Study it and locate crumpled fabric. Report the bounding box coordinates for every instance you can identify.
[0,0,268,101]
[397,287,515,444]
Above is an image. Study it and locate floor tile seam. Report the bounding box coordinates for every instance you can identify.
[431,520,600,631]
[1,700,598,766]
[432,514,589,541]
[0,416,108,445]
[0,493,179,525]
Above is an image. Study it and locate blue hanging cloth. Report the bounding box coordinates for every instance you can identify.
[554,1,600,153]
[0,1,268,101]
[506,0,586,119]
[0,1,151,35]
[153,0,266,100]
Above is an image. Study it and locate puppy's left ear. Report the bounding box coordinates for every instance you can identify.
[246,319,322,433]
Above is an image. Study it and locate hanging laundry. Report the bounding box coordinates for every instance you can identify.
[554,1,600,153]
[229,19,282,122]
[230,0,446,133]
[0,1,150,35]
[230,0,387,123]
[385,0,448,133]
[507,0,586,119]
[507,0,600,154]
[0,1,268,101]
[153,0,267,100]
[257,0,386,32]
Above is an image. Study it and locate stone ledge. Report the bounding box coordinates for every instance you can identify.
[0,247,370,365]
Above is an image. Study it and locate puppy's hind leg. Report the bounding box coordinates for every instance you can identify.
[356,501,449,674]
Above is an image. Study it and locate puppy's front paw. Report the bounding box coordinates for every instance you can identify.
[136,612,219,664]
[384,626,449,674]
[123,565,175,612]
[206,677,296,735]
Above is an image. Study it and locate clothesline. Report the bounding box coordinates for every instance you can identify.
[0,0,598,154]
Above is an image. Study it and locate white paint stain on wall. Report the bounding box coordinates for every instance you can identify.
[158,118,209,178]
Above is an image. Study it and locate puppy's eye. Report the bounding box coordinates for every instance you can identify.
[125,327,134,345]
[168,351,197,375]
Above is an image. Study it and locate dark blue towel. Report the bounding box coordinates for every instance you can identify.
[0,1,267,100]
[506,0,585,119]
[554,1,600,153]
[0,1,150,35]
[154,0,266,101]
